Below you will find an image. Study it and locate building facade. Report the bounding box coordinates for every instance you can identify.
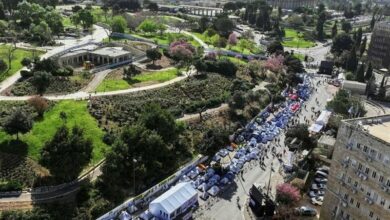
[321,115,390,220]
[266,0,317,10]
[58,47,132,67]
[368,22,390,69]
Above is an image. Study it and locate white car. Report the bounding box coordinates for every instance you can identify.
[314,178,328,184]
[311,196,324,206]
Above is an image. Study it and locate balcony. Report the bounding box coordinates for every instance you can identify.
[355,170,368,181]
[380,184,390,194]
[345,142,353,150]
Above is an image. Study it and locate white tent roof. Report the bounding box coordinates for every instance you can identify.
[315,110,332,126]
[149,182,197,216]
[309,124,323,133]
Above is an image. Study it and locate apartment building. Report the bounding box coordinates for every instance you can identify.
[368,22,390,69]
[266,0,318,10]
[321,115,390,220]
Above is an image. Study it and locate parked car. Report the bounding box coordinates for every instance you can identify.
[314,178,328,183]
[315,170,328,178]
[311,196,324,206]
[317,166,330,173]
[317,189,326,196]
[294,206,317,216]
[309,191,317,198]
[311,183,326,191]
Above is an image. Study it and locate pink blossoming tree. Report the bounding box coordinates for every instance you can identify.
[276,183,301,205]
[264,55,284,73]
[228,33,238,48]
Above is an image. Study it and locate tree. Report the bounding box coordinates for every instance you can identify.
[365,62,373,81]
[101,5,109,22]
[40,126,93,182]
[341,20,352,33]
[3,109,33,140]
[238,39,252,53]
[21,57,32,67]
[355,27,363,48]
[75,9,94,29]
[0,59,7,72]
[316,11,326,40]
[111,16,127,33]
[370,13,376,29]
[198,16,209,33]
[137,19,158,34]
[169,40,196,70]
[360,36,367,56]
[345,46,358,72]
[366,75,377,98]
[356,63,365,83]
[194,59,208,74]
[227,32,238,47]
[223,2,237,11]
[28,96,48,117]
[31,21,52,45]
[156,22,167,36]
[213,16,235,37]
[267,41,284,54]
[377,75,388,100]
[31,71,51,95]
[146,48,162,65]
[45,9,64,37]
[276,183,301,205]
[147,2,158,11]
[331,33,354,54]
[264,55,284,73]
[331,21,338,38]
[285,124,314,150]
[327,89,366,117]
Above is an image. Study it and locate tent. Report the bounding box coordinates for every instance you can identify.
[207,186,220,196]
[139,210,154,220]
[309,123,323,133]
[119,211,132,220]
[220,177,230,185]
[316,110,332,126]
[127,205,138,214]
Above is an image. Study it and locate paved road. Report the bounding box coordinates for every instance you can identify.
[193,75,335,220]
[0,25,108,94]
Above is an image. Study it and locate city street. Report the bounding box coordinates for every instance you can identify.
[193,75,337,220]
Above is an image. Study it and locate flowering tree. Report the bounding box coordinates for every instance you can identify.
[206,52,217,60]
[169,40,196,72]
[264,55,284,73]
[228,33,238,47]
[276,183,301,205]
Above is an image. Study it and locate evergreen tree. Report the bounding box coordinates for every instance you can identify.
[4,109,33,140]
[331,21,338,38]
[365,62,373,81]
[360,36,367,56]
[366,75,377,98]
[370,13,376,29]
[356,63,365,82]
[316,11,326,40]
[346,46,358,72]
[355,27,363,48]
[377,75,387,100]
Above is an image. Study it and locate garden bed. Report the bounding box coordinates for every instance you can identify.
[89,73,234,129]
[3,73,92,96]
[282,29,316,48]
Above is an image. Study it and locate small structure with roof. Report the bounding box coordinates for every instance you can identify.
[149,182,198,220]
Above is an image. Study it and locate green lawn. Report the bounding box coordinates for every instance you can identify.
[0,45,43,82]
[0,101,108,164]
[132,32,200,47]
[293,53,305,61]
[219,56,248,65]
[96,68,180,92]
[282,28,316,48]
[62,16,73,27]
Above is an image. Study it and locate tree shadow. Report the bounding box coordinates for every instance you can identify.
[217,180,238,202]
[146,63,163,70]
[0,139,28,157]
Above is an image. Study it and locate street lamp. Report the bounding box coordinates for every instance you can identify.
[266,162,273,196]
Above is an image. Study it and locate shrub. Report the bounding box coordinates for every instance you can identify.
[0,180,22,192]
[20,70,33,78]
[276,183,301,205]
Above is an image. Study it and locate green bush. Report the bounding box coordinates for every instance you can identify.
[0,180,22,192]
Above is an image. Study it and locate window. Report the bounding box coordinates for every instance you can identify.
[370,149,377,157]
[365,167,370,174]
[354,181,358,187]
[379,175,384,183]
[363,146,368,153]
[348,177,352,183]
[356,202,360,208]
[344,193,348,200]
[350,198,354,204]
[376,217,380,220]
[358,163,363,170]
[357,143,361,149]
[372,171,376,179]
[380,198,385,206]
[378,153,382,160]
[369,211,374,218]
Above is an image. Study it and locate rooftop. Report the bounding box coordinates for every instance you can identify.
[90,47,131,57]
[345,114,390,143]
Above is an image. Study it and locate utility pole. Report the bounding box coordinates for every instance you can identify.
[266,162,273,196]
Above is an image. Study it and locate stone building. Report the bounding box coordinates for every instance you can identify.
[266,0,318,10]
[368,22,390,69]
[58,47,132,67]
[320,114,390,220]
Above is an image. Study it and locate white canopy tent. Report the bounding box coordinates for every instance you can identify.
[315,110,332,126]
